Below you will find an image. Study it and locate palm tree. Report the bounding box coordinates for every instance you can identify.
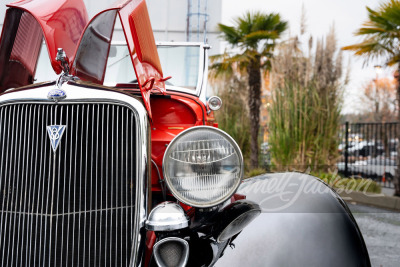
[342,0,400,196]
[211,12,288,168]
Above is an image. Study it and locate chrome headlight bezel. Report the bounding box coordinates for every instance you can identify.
[162,126,244,208]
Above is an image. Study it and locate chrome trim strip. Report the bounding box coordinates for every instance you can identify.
[0,106,4,262]
[0,82,149,266]
[0,106,10,265]
[199,46,209,105]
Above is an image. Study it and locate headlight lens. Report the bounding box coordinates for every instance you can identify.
[163,126,243,207]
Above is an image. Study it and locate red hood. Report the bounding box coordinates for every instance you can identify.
[0,0,88,92]
[71,0,166,119]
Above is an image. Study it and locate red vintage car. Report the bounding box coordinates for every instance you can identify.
[0,0,370,266]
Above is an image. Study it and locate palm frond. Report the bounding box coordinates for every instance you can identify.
[209,53,251,78]
[343,37,393,53]
[357,27,387,35]
[387,54,400,65]
[217,24,241,44]
[343,1,400,66]
[255,13,288,34]
[244,30,278,42]
[218,11,288,50]
[236,12,254,34]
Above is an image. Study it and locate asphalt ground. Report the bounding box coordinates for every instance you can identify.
[348,203,400,267]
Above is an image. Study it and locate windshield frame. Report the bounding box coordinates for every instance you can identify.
[156,42,206,97]
[110,41,207,99]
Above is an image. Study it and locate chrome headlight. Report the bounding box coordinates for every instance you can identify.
[162,126,243,208]
[208,96,222,111]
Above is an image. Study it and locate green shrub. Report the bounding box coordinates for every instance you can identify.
[269,28,345,173]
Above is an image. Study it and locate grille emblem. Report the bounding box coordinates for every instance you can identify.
[47,125,66,152]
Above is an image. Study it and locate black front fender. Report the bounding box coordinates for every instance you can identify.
[215,172,370,267]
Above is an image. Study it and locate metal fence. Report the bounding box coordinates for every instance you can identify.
[338,122,398,188]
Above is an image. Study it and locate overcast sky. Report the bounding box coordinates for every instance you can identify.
[220,0,390,114]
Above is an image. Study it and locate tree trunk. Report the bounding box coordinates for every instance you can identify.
[395,66,400,196]
[247,58,262,169]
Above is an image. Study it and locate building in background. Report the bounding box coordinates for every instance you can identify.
[148,0,221,55]
[0,0,221,55]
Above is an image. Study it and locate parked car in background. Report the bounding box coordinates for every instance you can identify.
[351,157,396,180]
[0,0,370,266]
[348,140,384,157]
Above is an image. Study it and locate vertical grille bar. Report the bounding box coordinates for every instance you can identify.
[77,104,83,265]
[7,105,19,266]
[83,104,89,267]
[65,104,74,267]
[0,105,7,264]
[99,104,105,266]
[88,104,94,267]
[34,105,48,265]
[125,108,130,267]
[110,105,114,267]
[53,105,64,265]
[71,104,79,266]
[94,104,100,266]
[17,105,31,265]
[42,104,53,266]
[116,105,120,267]
[0,102,137,266]
[23,106,33,263]
[59,105,68,266]
[0,105,8,266]
[106,105,110,267]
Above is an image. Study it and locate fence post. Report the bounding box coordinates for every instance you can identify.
[344,121,349,178]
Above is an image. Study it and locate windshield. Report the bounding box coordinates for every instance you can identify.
[157,45,200,90]
[35,42,58,83]
[35,43,202,92]
[103,44,201,90]
[104,44,137,86]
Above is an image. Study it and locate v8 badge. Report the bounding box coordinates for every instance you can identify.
[47,125,66,152]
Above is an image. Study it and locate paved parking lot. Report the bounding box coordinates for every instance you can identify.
[348,203,400,267]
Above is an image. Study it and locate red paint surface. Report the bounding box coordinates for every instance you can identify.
[231,193,246,202]
[119,0,166,119]
[144,231,156,266]
[70,0,167,119]
[149,92,206,190]
[7,0,88,74]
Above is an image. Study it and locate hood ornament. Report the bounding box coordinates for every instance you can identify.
[56,48,70,76]
[54,48,77,91]
[47,125,66,152]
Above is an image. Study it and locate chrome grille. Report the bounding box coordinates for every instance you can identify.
[0,103,137,266]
